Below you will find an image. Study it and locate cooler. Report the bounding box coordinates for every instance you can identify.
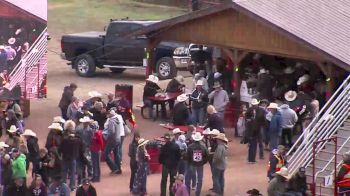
[146,146,162,174]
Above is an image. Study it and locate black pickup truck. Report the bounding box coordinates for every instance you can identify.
[61,20,181,79]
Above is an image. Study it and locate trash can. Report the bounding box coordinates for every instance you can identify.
[146,141,162,174]
[115,84,133,108]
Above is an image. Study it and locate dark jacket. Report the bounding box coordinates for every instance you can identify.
[1,160,12,186]
[159,141,181,169]
[267,175,288,196]
[58,86,74,109]
[257,73,274,101]
[27,136,40,162]
[143,82,160,100]
[166,79,182,93]
[245,107,266,139]
[128,140,138,163]
[38,154,50,185]
[172,102,190,126]
[45,130,63,151]
[190,89,209,109]
[76,185,97,196]
[90,108,107,129]
[27,184,47,196]
[204,113,224,133]
[288,173,307,193]
[7,184,27,196]
[187,141,209,166]
[59,135,83,161]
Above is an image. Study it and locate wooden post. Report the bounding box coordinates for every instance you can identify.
[146,38,159,77]
[316,61,335,100]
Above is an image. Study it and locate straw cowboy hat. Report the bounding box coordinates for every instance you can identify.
[146,75,159,83]
[175,75,185,84]
[172,128,184,135]
[209,129,220,136]
[137,138,149,148]
[196,80,203,86]
[88,91,102,98]
[251,98,260,106]
[0,142,9,148]
[213,81,222,88]
[79,116,93,123]
[267,103,279,109]
[192,132,203,141]
[53,116,66,124]
[297,74,310,85]
[177,94,188,102]
[284,90,297,102]
[276,167,289,179]
[284,66,295,74]
[214,133,228,143]
[203,128,211,135]
[7,125,17,133]
[22,129,37,137]
[0,45,4,50]
[8,37,16,45]
[48,123,63,131]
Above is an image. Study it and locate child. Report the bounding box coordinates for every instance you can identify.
[90,121,104,182]
[38,148,50,185]
[172,174,189,196]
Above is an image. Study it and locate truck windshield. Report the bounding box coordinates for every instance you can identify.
[107,23,143,37]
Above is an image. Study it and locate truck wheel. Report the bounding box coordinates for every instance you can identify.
[74,54,96,77]
[156,57,177,80]
[109,68,126,74]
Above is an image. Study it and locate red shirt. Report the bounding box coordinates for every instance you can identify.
[90,130,104,152]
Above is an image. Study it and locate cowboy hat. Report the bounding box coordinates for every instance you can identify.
[297,74,310,85]
[284,90,297,102]
[343,151,350,160]
[251,98,260,105]
[79,116,93,123]
[48,123,63,131]
[196,80,203,86]
[175,75,184,84]
[176,94,188,102]
[202,128,211,135]
[209,129,220,136]
[214,133,228,143]
[0,142,9,148]
[192,132,203,141]
[7,125,17,133]
[8,37,16,45]
[214,72,222,79]
[267,103,279,109]
[172,128,184,135]
[88,91,102,98]
[53,116,66,124]
[276,167,289,179]
[137,138,149,147]
[258,68,267,74]
[22,129,37,137]
[284,66,295,74]
[146,75,159,83]
[247,189,262,196]
[0,45,4,50]
[213,81,221,88]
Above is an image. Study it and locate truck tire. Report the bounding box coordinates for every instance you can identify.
[74,54,96,77]
[156,57,177,80]
[109,68,126,74]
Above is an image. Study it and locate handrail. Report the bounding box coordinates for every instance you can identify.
[315,137,350,179]
[286,74,350,176]
[9,28,47,90]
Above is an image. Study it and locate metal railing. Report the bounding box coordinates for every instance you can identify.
[9,28,48,90]
[286,75,350,176]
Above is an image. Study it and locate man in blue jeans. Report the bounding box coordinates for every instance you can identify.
[104,110,122,174]
[212,133,228,195]
[185,132,209,196]
[190,80,209,126]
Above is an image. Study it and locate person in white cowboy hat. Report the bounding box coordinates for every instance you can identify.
[143,74,166,119]
[190,79,209,126]
[204,105,224,133]
[172,128,184,141]
[53,116,66,125]
[267,103,282,150]
[283,66,295,75]
[284,90,297,102]
[132,138,150,195]
[297,74,310,86]
[186,132,209,196]
[85,91,104,110]
[211,133,228,195]
[267,167,289,196]
[173,94,190,126]
[208,81,229,120]
[45,123,63,150]
[193,70,209,91]
[159,132,181,196]
[59,83,78,120]
[22,129,40,174]
[8,37,16,45]
[5,109,24,134]
[246,98,268,161]
[279,99,298,148]
[166,75,185,110]
[257,67,274,101]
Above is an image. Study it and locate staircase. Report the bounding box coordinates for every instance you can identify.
[286,75,350,195]
[9,28,47,99]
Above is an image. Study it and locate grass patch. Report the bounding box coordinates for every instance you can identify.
[48,0,187,37]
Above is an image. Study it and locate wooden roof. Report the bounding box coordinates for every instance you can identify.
[130,1,350,71]
[0,0,46,23]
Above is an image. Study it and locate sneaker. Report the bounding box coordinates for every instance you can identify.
[192,186,196,190]
[113,170,122,175]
